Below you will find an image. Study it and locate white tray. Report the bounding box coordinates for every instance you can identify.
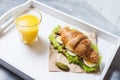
[0,0,120,80]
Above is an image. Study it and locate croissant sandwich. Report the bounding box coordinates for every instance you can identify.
[49,26,101,73]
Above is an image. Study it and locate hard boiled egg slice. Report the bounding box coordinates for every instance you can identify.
[56,36,63,44]
[83,59,96,67]
[67,51,76,56]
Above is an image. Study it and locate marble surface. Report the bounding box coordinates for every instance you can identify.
[0,0,120,80]
[0,65,23,80]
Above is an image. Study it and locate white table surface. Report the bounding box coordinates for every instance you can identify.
[0,0,120,80]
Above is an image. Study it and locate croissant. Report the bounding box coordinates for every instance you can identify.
[59,27,99,64]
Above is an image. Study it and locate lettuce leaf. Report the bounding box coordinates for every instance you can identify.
[91,43,98,52]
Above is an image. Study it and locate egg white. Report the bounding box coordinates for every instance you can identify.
[83,59,96,67]
[67,51,76,56]
[56,36,63,44]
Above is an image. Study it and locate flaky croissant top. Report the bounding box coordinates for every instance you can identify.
[58,27,99,64]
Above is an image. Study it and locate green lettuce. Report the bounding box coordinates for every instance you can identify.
[91,43,98,52]
[49,26,101,73]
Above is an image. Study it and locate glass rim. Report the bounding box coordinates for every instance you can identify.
[14,8,42,27]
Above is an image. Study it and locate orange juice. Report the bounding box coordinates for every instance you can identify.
[15,14,40,44]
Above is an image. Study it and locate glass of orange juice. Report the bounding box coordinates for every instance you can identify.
[14,8,42,44]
